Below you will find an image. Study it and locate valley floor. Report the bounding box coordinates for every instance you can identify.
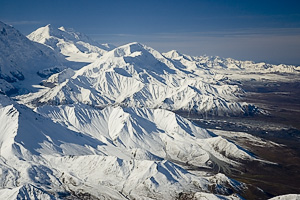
[181,80,300,199]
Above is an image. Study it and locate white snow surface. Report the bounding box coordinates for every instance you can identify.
[0,184,55,200]
[35,103,253,164]
[0,94,250,199]
[193,192,242,200]
[269,194,300,200]
[163,50,300,82]
[22,42,258,116]
[28,24,114,63]
[0,21,66,94]
[163,50,300,74]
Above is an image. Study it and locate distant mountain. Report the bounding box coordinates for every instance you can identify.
[28,24,115,63]
[163,50,300,74]
[0,21,65,95]
[0,94,249,199]
[23,42,258,116]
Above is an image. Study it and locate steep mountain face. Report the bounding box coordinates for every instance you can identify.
[0,21,65,95]
[22,42,257,116]
[28,24,115,63]
[0,94,250,199]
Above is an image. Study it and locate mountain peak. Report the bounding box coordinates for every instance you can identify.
[127,41,143,46]
[58,26,65,31]
[0,21,63,95]
[119,42,146,50]
[163,50,183,59]
[27,24,111,63]
[27,24,54,42]
[28,24,74,42]
[43,24,54,32]
[124,42,146,51]
[107,42,148,58]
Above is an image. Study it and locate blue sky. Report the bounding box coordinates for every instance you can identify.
[1,0,300,65]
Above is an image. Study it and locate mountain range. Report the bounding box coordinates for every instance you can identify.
[0,93,251,199]
[0,21,299,199]
[21,42,256,117]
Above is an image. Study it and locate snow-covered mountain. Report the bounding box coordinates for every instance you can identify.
[0,21,66,95]
[10,23,298,116]
[2,23,299,199]
[22,42,258,116]
[28,24,115,63]
[0,94,250,199]
[163,50,300,75]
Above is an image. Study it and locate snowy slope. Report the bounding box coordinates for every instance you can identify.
[36,104,253,165]
[0,184,56,200]
[0,21,68,95]
[269,194,300,200]
[0,94,250,199]
[28,24,115,63]
[23,42,258,116]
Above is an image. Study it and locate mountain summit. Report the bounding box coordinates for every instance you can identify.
[28,24,115,63]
